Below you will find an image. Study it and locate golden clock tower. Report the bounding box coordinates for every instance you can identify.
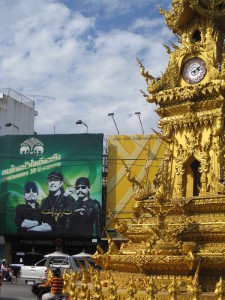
[92,0,225,294]
[141,0,225,199]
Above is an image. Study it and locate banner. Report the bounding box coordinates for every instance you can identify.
[0,134,103,238]
[106,134,166,229]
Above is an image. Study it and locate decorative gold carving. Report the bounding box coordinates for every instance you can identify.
[104,227,119,255]
[63,268,225,299]
[188,261,203,299]
[159,0,225,32]
[145,276,157,300]
[91,0,225,295]
[214,277,225,300]
[92,271,104,300]
[108,208,128,238]
[62,269,71,296]
[108,274,119,300]
[168,276,181,299]
[127,277,137,300]
[78,273,90,300]
[122,143,154,201]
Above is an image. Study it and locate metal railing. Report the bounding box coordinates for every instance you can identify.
[0,88,35,109]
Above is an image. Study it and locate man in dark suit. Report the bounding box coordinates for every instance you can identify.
[73,177,102,237]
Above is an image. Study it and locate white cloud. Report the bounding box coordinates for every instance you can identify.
[0,0,173,136]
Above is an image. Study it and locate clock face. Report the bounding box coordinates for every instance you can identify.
[181,57,207,84]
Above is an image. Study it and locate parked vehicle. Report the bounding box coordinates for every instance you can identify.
[20,251,69,285]
[21,251,97,288]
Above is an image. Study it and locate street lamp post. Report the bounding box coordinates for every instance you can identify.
[5,122,19,135]
[108,113,119,135]
[5,122,19,129]
[135,112,144,134]
[76,120,88,133]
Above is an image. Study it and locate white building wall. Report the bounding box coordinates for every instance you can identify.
[0,88,38,135]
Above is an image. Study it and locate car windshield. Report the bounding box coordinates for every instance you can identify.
[47,257,70,268]
[35,258,47,266]
[72,258,101,270]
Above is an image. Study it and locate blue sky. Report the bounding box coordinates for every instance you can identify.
[0,0,173,135]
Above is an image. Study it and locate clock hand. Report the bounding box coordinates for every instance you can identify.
[191,66,201,76]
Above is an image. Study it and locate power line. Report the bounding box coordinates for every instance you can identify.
[24,94,56,100]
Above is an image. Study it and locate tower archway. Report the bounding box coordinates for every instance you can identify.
[190,159,201,196]
[184,157,201,197]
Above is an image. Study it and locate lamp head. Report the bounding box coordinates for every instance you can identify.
[76,120,82,125]
[108,113,114,117]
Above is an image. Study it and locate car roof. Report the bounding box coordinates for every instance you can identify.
[71,251,92,258]
[44,251,69,258]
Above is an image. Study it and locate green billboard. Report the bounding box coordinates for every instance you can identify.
[0,134,103,238]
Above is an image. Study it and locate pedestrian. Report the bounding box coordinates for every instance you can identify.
[1,260,9,279]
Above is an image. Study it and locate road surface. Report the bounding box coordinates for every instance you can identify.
[1,280,37,300]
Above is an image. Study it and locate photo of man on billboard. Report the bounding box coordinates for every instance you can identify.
[72,177,102,237]
[41,170,75,236]
[15,182,51,234]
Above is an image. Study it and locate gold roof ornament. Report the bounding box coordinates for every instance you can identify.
[79,273,90,300]
[92,270,104,300]
[122,141,155,202]
[159,0,225,32]
[108,274,119,300]
[108,208,128,238]
[145,276,157,299]
[168,276,181,299]
[127,276,137,300]
[188,260,203,298]
[214,276,225,300]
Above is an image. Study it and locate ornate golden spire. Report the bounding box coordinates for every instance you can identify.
[159,0,225,33]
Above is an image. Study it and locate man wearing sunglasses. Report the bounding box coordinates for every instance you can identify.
[41,170,75,236]
[72,177,101,237]
[15,182,51,234]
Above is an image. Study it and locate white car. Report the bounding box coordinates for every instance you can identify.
[20,251,69,285]
[20,251,97,286]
